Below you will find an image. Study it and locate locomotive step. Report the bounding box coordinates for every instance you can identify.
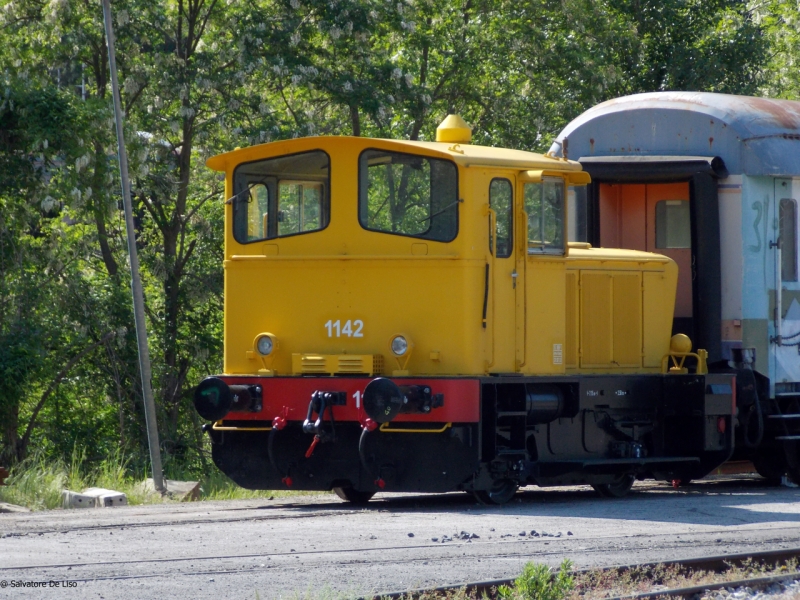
[532,456,700,478]
[580,456,698,467]
[768,414,800,419]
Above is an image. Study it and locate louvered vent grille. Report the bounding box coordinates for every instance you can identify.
[338,356,367,373]
[292,353,384,375]
[300,355,327,373]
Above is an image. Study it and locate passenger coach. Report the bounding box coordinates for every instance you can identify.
[553,92,800,482]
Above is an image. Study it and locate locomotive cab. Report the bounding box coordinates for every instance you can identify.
[195,116,736,503]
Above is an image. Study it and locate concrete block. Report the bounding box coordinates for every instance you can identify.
[97,492,128,507]
[61,490,97,509]
[140,478,201,501]
[62,488,128,508]
[82,487,128,507]
[0,502,30,513]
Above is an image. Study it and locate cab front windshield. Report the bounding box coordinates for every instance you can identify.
[232,150,330,243]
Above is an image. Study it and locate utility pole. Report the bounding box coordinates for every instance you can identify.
[101,0,165,493]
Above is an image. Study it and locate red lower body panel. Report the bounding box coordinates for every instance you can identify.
[218,376,480,423]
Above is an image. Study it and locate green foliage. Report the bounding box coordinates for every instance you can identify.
[0,449,313,510]
[498,560,575,600]
[0,447,135,510]
[0,0,789,489]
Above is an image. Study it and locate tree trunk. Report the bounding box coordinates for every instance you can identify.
[350,105,361,136]
[92,141,118,277]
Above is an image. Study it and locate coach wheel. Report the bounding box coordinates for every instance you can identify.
[783,439,800,486]
[592,474,635,498]
[333,486,375,505]
[787,467,800,486]
[473,479,519,505]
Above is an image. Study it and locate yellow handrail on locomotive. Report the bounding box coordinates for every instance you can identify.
[660,334,708,375]
[378,422,453,434]
[212,421,273,432]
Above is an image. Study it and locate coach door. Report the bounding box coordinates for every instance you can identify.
[599,182,692,334]
[487,174,521,373]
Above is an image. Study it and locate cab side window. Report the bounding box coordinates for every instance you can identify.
[489,178,513,257]
[568,185,589,242]
[524,177,565,253]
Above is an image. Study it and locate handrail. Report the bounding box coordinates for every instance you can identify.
[378,422,452,434]
[212,421,273,432]
[660,349,708,375]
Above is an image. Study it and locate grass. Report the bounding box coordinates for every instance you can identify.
[571,557,800,599]
[369,558,800,600]
[0,448,319,510]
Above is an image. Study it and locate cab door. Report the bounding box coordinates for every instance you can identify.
[488,175,518,373]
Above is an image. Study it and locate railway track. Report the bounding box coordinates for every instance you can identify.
[377,546,800,600]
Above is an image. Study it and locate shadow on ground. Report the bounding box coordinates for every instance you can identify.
[254,476,800,528]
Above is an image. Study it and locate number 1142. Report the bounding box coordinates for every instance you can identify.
[324,319,364,338]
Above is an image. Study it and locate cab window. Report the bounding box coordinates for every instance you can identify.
[358,149,458,242]
[232,150,329,243]
[489,178,513,257]
[568,185,589,243]
[524,177,565,253]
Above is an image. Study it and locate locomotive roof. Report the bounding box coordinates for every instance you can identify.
[551,91,800,176]
[206,136,583,172]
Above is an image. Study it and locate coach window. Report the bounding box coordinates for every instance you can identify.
[780,198,798,282]
[358,149,458,242]
[232,150,330,243]
[655,200,691,249]
[524,177,565,254]
[490,179,513,257]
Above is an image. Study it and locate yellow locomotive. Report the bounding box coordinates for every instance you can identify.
[194,115,736,503]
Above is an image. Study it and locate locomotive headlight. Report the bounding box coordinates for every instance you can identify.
[255,333,278,356]
[390,335,409,356]
[257,336,273,355]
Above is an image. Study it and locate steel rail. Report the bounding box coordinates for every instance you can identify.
[611,572,800,600]
[368,546,800,600]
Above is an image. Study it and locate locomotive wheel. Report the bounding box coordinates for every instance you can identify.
[473,479,519,505]
[592,474,635,498]
[752,453,785,484]
[333,486,375,505]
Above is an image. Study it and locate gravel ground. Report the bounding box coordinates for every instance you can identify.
[1,476,799,599]
[703,580,800,600]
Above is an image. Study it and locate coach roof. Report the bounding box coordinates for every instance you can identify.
[552,91,800,176]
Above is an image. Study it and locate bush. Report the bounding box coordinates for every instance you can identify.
[498,559,574,600]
